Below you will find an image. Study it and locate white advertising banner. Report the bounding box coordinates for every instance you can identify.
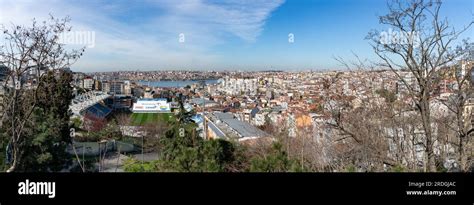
[133,99,171,112]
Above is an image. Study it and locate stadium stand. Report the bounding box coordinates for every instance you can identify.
[70,91,110,118]
[84,103,112,119]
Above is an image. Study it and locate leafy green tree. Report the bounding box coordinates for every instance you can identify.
[126,137,243,172]
[72,117,82,130]
[0,16,84,172]
[200,139,237,171]
[390,164,406,172]
[174,96,195,124]
[123,158,162,172]
[127,113,243,172]
[125,95,247,172]
[375,89,396,103]
[14,70,74,171]
[250,142,304,172]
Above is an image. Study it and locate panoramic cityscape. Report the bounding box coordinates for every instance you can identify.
[0,0,473,175]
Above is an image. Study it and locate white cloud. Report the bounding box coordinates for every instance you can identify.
[153,0,285,42]
[0,0,285,71]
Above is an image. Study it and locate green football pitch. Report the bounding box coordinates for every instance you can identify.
[130,113,175,126]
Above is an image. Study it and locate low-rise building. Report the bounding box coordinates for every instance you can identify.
[206,112,268,142]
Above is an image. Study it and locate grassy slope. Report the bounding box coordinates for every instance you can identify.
[131,113,175,126]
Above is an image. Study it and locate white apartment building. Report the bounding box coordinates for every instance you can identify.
[124,80,131,95]
[220,77,258,95]
[83,78,94,90]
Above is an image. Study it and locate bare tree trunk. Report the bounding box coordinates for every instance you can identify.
[115,144,121,173]
[1,16,85,172]
[7,80,18,173]
[71,142,86,173]
[419,92,436,172]
[366,0,473,172]
[301,132,305,170]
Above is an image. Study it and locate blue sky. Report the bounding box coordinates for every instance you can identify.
[0,0,472,72]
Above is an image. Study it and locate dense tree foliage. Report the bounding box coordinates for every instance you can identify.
[125,95,245,172]
[123,95,303,172]
[1,70,74,171]
[0,16,84,172]
[250,142,304,172]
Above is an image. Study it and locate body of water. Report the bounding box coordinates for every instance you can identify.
[137,79,220,88]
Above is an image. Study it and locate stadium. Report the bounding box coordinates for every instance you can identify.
[131,98,174,126]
